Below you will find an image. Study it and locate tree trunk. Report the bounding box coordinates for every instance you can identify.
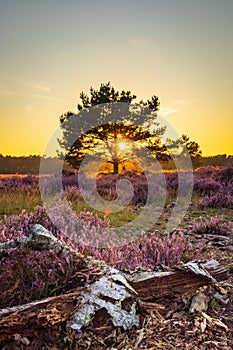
[113,158,119,174]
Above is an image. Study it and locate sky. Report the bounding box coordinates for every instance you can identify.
[0,0,233,157]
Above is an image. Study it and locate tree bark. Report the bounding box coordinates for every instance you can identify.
[113,158,119,174]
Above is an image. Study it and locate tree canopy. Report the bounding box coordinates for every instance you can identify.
[180,134,202,159]
[58,82,202,173]
[58,82,170,174]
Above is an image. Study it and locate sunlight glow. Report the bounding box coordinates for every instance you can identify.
[118,142,129,151]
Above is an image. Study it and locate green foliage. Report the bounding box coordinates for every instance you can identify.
[166,134,202,167]
[77,82,137,110]
[181,134,202,161]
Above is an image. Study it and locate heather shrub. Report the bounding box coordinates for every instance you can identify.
[138,230,206,268]
[165,172,178,193]
[0,203,208,270]
[2,167,232,210]
[194,166,220,179]
[96,171,167,205]
[0,171,179,208]
[96,172,149,204]
[193,178,222,196]
[1,166,229,312]
[78,208,110,228]
[88,230,207,270]
[199,191,233,209]
[65,186,81,202]
[47,203,118,249]
[0,247,90,308]
[0,205,55,243]
[194,165,233,209]
[192,216,231,236]
[0,175,38,190]
[0,236,209,308]
[62,174,79,189]
[0,203,113,249]
[214,165,233,186]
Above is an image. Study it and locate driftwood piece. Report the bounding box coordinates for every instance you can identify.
[0,257,228,344]
[203,259,229,281]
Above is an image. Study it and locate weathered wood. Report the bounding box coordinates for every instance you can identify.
[0,259,228,343]
[203,259,229,281]
[125,260,228,301]
[0,288,84,343]
[0,275,140,344]
[0,224,229,345]
[0,224,84,258]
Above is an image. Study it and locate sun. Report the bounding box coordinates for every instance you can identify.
[118,142,129,151]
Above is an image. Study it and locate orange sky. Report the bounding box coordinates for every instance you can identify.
[0,0,233,157]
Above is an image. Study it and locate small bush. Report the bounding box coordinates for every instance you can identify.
[0,247,91,308]
[192,216,231,236]
[89,230,207,270]
[199,191,233,209]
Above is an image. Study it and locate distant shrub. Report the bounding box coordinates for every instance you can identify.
[193,166,233,208]
[192,216,231,236]
[0,175,38,190]
[165,172,178,192]
[194,166,220,179]
[199,191,233,209]
[193,178,222,196]
[214,165,233,186]
[64,186,81,202]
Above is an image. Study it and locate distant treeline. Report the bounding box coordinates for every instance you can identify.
[0,154,233,174]
[201,154,233,167]
[0,155,72,174]
[163,154,233,170]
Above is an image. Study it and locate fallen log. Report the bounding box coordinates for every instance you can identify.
[0,224,84,258]
[0,259,228,343]
[0,276,139,345]
[125,260,229,301]
[0,288,84,343]
[203,259,229,281]
[0,225,230,345]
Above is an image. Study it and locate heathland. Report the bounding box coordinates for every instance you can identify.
[0,166,233,349]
